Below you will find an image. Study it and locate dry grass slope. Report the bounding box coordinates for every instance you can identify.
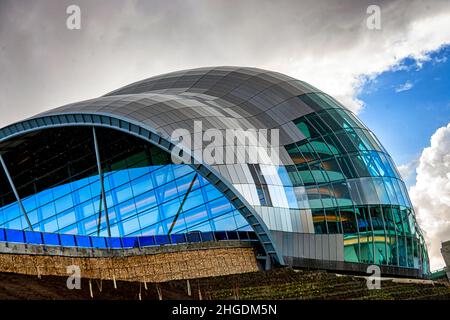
[0,268,449,300]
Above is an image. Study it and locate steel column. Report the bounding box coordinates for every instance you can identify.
[92,127,111,237]
[168,173,198,235]
[0,153,33,230]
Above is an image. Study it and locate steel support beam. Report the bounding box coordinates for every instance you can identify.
[92,127,111,237]
[168,173,198,235]
[0,153,33,230]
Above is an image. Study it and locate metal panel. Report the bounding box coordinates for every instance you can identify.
[322,234,330,261]
[329,234,338,261]
[336,234,345,261]
[315,235,322,260]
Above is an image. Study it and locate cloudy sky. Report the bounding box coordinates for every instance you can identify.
[0,0,449,270]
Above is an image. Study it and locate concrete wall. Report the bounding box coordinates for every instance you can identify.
[0,241,259,283]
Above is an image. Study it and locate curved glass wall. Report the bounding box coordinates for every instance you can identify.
[286,92,428,273]
[0,127,252,239]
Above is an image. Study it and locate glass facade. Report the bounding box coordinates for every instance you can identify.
[0,127,252,240]
[285,92,428,272]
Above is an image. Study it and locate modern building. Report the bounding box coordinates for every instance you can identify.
[0,66,429,278]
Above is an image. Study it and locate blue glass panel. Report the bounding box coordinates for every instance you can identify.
[53,183,72,199]
[137,207,159,229]
[37,189,53,207]
[28,210,39,227]
[186,232,201,243]
[54,195,74,213]
[91,237,106,248]
[392,179,406,206]
[108,170,130,190]
[25,231,43,245]
[139,235,155,247]
[76,184,94,203]
[373,178,390,204]
[0,229,6,241]
[189,220,213,232]
[203,184,223,202]
[175,172,200,194]
[370,151,388,176]
[170,234,186,244]
[154,235,170,245]
[122,237,138,248]
[107,237,122,248]
[57,209,77,229]
[6,229,25,243]
[214,212,237,230]
[384,178,399,204]
[122,215,141,235]
[128,167,151,182]
[76,235,92,248]
[22,196,38,213]
[115,182,134,203]
[238,225,253,232]
[208,197,233,218]
[160,198,181,220]
[43,232,60,246]
[153,166,174,186]
[60,234,76,247]
[201,231,215,242]
[156,181,179,204]
[172,164,193,179]
[379,153,396,178]
[134,191,157,214]
[183,205,208,227]
[117,199,137,222]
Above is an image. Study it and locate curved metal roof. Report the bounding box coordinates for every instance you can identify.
[29,66,323,148]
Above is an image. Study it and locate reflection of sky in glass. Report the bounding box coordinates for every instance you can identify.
[0,164,251,237]
[285,93,427,271]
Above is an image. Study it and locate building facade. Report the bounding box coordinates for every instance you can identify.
[0,67,429,278]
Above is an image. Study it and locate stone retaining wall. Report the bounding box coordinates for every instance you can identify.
[0,242,259,282]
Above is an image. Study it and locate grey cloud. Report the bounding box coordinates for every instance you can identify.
[1,0,450,127]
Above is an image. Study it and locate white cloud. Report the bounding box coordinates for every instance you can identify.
[410,123,450,271]
[395,81,414,92]
[397,158,419,180]
[434,56,448,64]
